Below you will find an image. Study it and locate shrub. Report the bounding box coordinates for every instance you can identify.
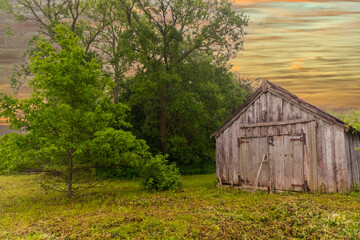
[140,155,182,191]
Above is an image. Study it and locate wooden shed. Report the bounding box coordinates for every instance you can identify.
[211,80,360,193]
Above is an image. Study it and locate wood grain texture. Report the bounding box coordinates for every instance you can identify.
[211,80,347,139]
[238,118,315,128]
[223,129,230,184]
[216,134,223,185]
[319,122,336,192]
[334,125,349,191]
[214,83,360,192]
[310,120,318,191]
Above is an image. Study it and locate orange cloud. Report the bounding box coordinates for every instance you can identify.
[289,65,303,71]
[232,66,242,71]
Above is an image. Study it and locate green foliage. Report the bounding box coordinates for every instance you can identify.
[332,110,360,131]
[332,110,360,150]
[4,0,253,174]
[118,0,250,167]
[342,111,360,132]
[0,133,36,174]
[141,155,182,191]
[128,56,252,170]
[0,25,148,197]
[95,165,140,180]
[1,174,360,239]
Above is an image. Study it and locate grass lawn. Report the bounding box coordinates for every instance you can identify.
[0,174,359,239]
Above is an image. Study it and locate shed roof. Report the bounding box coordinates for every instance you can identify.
[211,80,347,138]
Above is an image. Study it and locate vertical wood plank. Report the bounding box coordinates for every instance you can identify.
[292,105,302,120]
[274,96,283,122]
[334,125,349,191]
[271,136,285,190]
[232,121,240,185]
[267,92,274,122]
[247,104,254,124]
[267,93,283,122]
[254,98,260,123]
[310,120,318,191]
[240,138,249,184]
[302,122,311,189]
[260,93,267,122]
[223,129,229,184]
[282,100,293,121]
[228,125,234,185]
[267,93,278,135]
[283,135,293,189]
[321,122,336,192]
[299,109,309,120]
[251,138,259,183]
[344,133,353,188]
[355,135,360,186]
[216,134,223,185]
[259,137,269,187]
[349,133,360,186]
[292,135,304,190]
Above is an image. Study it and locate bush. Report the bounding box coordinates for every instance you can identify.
[140,155,182,191]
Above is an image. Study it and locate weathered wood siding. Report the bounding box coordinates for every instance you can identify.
[345,131,360,188]
[216,92,316,189]
[215,91,357,192]
[315,120,350,192]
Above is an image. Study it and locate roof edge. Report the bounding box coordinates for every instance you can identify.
[211,80,348,139]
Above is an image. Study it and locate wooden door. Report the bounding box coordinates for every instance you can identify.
[239,137,268,187]
[269,135,304,191]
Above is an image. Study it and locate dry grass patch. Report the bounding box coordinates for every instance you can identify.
[0,174,359,239]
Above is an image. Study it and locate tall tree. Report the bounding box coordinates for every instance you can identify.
[127,54,252,170]
[120,0,249,154]
[1,0,134,102]
[0,25,148,197]
[2,0,251,168]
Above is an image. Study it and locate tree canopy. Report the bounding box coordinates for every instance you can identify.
[1,0,252,174]
[0,25,149,197]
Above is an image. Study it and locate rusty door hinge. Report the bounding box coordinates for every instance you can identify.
[290,137,304,141]
[238,138,249,147]
[291,180,309,192]
[290,134,306,144]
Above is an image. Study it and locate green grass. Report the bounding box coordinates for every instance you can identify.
[0,174,359,239]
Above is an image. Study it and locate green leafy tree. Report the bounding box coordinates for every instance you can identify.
[2,0,252,171]
[120,0,249,158]
[127,55,252,171]
[0,25,148,197]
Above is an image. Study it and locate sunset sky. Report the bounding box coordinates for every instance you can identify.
[231,0,360,109]
[0,0,359,111]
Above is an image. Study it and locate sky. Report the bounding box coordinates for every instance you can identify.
[231,0,360,109]
[0,0,359,115]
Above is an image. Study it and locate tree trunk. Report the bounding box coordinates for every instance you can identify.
[67,153,73,198]
[114,76,120,103]
[160,94,168,154]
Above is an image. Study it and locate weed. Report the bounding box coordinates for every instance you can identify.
[0,174,359,239]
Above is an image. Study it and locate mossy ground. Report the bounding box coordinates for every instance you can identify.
[0,174,359,239]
